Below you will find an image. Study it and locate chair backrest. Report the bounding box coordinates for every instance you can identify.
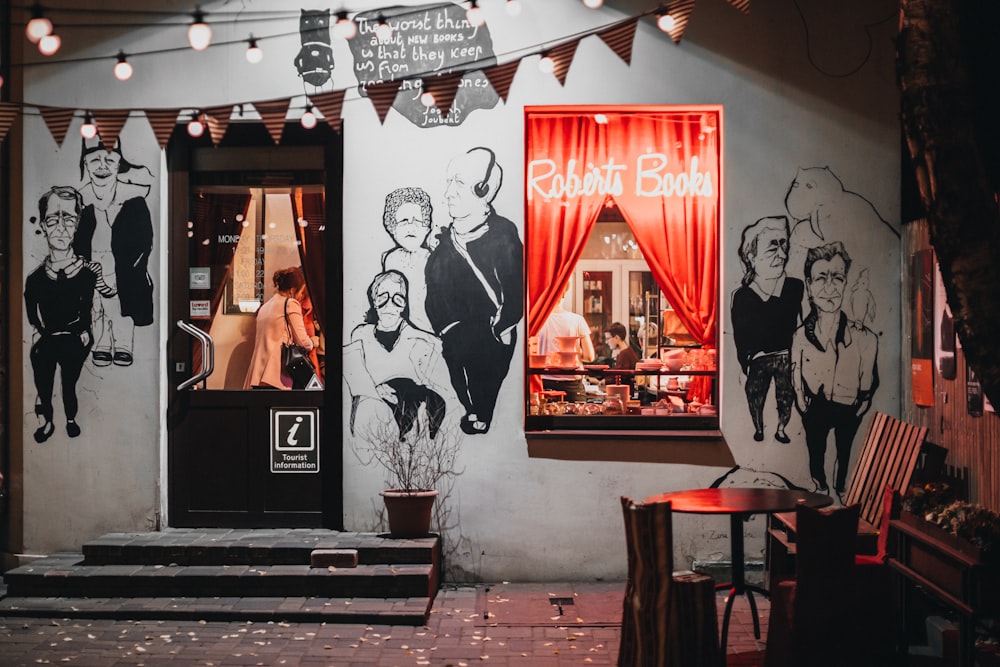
[795,502,860,582]
[844,412,928,528]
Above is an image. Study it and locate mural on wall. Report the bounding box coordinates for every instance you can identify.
[426,147,523,435]
[731,216,802,444]
[295,9,336,91]
[344,3,500,128]
[381,187,434,333]
[74,137,155,368]
[791,241,879,495]
[25,187,112,442]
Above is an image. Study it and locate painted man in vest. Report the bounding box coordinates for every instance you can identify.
[425,147,523,435]
[791,241,879,496]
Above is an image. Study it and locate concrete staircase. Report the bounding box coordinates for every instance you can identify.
[0,529,440,624]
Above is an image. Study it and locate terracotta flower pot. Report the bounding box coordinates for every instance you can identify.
[380,489,438,538]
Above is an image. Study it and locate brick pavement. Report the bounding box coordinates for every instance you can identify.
[0,583,770,666]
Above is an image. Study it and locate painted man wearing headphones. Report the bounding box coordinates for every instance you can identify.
[425,147,523,435]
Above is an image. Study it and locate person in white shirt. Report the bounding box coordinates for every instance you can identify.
[537,289,596,402]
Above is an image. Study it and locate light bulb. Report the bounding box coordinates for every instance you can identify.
[583,0,604,7]
[187,116,205,137]
[114,51,133,81]
[657,12,676,33]
[300,107,317,129]
[538,53,554,74]
[420,91,436,107]
[375,15,392,42]
[334,11,357,39]
[80,115,97,139]
[38,33,60,56]
[466,0,485,26]
[245,37,263,63]
[26,7,52,44]
[505,0,522,16]
[188,10,212,51]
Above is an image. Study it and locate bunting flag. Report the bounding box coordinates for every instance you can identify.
[309,89,345,133]
[547,39,580,87]
[39,106,76,147]
[482,60,521,103]
[0,102,19,142]
[144,108,180,149]
[597,18,638,65]
[365,80,404,125]
[663,0,697,44]
[726,0,751,13]
[203,104,234,146]
[93,109,130,150]
[422,71,464,120]
[253,99,290,145]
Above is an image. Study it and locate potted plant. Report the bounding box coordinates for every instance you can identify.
[355,406,461,539]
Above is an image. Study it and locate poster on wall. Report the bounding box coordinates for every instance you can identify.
[933,261,956,380]
[911,249,934,406]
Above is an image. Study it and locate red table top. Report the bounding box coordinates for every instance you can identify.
[642,487,833,515]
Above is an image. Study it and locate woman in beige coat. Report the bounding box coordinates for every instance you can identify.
[244,267,316,389]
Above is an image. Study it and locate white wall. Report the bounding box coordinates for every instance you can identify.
[18,0,900,579]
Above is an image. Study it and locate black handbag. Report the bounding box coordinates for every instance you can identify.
[282,298,316,389]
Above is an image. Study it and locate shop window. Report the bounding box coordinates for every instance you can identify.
[524,105,721,433]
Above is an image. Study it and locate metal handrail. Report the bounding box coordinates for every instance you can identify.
[176,320,215,390]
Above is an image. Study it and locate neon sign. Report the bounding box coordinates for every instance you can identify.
[527,154,714,201]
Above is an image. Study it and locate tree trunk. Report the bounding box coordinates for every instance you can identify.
[898,0,1000,409]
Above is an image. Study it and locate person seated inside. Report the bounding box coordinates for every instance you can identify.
[606,321,638,372]
[537,290,596,403]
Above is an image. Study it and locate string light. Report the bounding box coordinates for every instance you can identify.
[187,8,212,51]
[656,6,676,33]
[583,0,605,7]
[374,14,393,42]
[187,113,205,137]
[466,0,485,27]
[25,4,52,44]
[334,10,357,39]
[420,89,436,107]
[505,0,522,16]
[300,105,317,129]
[245,35,263,63]
[38,33,61,56]
[113,51,133,81]
[538,51,554,74]
[79,113,97,139]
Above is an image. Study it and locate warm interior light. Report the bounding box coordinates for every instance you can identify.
[187,115,205,137]
[657,12,676,33]
[583,0,604,7]
[505,0,522,16]
[114,51,133,81]
[466,0,485,26]
[188,9,212,51]
[26,5,52,44]
[80,114,97,139]
[334,11,357,39]
[538,53,554,74]
[594,114,608,124]
[300,106,317,129]
[245,36,263,63]
[420,91,436,107]
[374,15,393,42]
[37,33,61,56]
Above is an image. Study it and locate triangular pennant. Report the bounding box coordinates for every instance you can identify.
[547,39,580,87]
[597,18,638,65]
[365,80,404,125]
[726,0,750,13]
[203,104,234,146]
[482,60,521,103]
[309,90,345,133]
[421,72,464,120]
[93,110,130,150]
[253,99,290,145]
[144,108,180,150]
[0,102,20,143]
[662,0,697,44]
[39,106,76,147]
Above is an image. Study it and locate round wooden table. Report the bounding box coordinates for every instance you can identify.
[642,487,833,662]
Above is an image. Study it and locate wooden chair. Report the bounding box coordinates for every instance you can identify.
[766,411,928,580]
[618,496,719,667]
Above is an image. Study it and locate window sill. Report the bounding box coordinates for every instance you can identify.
[524,426,734,467]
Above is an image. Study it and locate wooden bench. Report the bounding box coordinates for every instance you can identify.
[766,412,929,582]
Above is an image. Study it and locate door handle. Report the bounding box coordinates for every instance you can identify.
[176,320,215,390]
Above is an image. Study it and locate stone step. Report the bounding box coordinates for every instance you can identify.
[0,594,434,625]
